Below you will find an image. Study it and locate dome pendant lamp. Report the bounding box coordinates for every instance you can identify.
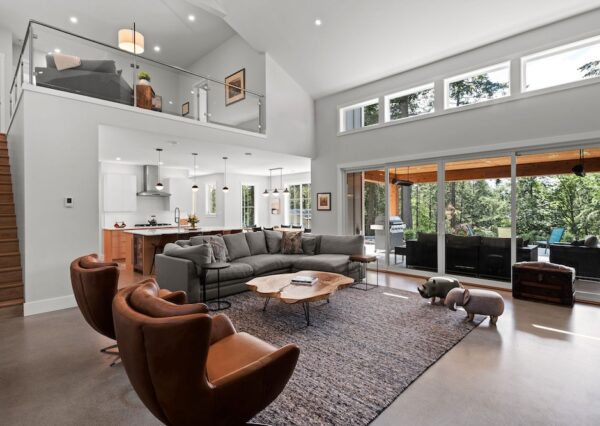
[222,157,229,193]
[155,148,164,191]
[191,153,199,192]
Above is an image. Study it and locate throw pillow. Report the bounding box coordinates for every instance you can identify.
[174,239,191,247]
[223,232,252,260]
[584,235,598,247]
[246,231,268,255]
[302,236,318,255]
[281,231,304,254]
[53,53,81,71]
[264,230,283,254]
[163,243,213,273]
[190,235,229,262]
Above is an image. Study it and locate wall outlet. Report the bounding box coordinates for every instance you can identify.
[64,197,74,208]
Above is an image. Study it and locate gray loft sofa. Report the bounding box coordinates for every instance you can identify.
[155,231,364,302]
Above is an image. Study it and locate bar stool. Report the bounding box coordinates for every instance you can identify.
[349,254,379,290]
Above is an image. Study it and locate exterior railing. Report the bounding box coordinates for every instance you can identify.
[9,20,265,134]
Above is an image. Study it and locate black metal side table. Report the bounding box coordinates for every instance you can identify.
[349,254,379,290]
[201,262,231,311]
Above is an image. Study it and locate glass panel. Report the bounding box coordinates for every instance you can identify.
[345,172,363,235]
[23,22,264,133]
[444,156,513,281]
[363,169,387,264]
[340,99,379,132]
[517,148,600,284]
[206,183,217,215]
[386,84,434,122]
[446,63,510,108]
[523,37,600,91]
[289,184,301,226]
[302,184,311,229]
[388,164,438,273]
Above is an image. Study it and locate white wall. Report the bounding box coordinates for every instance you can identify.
[182,35,266,131]
[311,9,600,234]
[0,26,13,132]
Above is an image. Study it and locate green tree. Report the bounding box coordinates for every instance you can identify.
[363,104,379,126]
[449,75,509,107]
[579,60,600,78]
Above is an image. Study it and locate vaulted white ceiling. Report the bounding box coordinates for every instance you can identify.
[220,0,600,98]
[0,0,235,67]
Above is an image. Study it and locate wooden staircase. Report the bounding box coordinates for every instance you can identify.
[0,133,23,319]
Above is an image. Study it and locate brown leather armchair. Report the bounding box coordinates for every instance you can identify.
[70,254,186,366]
[112,280,300,426]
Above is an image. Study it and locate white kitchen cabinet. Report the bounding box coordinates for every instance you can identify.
[104,174,137,212]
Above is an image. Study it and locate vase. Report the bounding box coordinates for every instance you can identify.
[138,79,150,86]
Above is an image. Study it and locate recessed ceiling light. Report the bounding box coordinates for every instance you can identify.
[69,16,78,24]
[54,48,61,53]
[116,157,121,161]
[159,161,164,165]
[188,14,195,21]
[153,45,160,52]
[190,90,194,94]
[314,18,322,26]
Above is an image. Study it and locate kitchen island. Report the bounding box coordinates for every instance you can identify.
[123,226,243,275]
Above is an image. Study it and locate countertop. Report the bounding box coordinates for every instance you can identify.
[124,226,243,237]
[104,225,176,231]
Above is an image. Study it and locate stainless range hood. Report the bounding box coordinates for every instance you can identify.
[137,165,171,197]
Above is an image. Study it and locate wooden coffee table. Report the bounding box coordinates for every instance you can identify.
[246,271,354,326]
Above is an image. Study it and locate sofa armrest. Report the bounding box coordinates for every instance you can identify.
[155,254,202,302]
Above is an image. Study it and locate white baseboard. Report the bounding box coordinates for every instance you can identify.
[24,294,77,316]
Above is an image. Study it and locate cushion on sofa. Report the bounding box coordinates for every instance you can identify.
[190,235,229,262]
[245,231,268,255]
[174,239,191,247]
[319,235,364,255]
[264,230,282,254]
[302,236,318,255]
[46,55,118,74]
[292,254,351,274]
[584,235,598,247]
[223,232,252,260]
[281,231,303,254]
[204,262,254,284]
[234,254,295,275]
[163,243,213,273]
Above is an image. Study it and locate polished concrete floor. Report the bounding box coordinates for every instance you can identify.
[1,272,599,425]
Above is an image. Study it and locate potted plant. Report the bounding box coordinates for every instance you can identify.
[188,214,199,229]
[137,71,151,85]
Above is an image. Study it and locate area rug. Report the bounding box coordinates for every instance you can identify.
[222,286,482,425]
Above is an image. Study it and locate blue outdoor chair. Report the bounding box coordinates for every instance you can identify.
[537,227,565,254]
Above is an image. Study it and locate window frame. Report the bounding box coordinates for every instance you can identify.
[384,83,435,123]
[287,182,311,228]
[339,98,379,133]
[444,61,511,110]
[521,34,600,93]
[205,183,217,216]
[241,184,256,227]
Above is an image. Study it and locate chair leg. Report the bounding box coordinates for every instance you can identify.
[110,355,122,367]
[100,343,119,356]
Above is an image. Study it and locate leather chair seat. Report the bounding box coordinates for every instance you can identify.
[207,332,277,382]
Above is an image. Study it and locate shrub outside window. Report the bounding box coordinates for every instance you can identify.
[206,183,217,215]
[522,35,600,92]
[385,84,434,122]
[445,62,510,109]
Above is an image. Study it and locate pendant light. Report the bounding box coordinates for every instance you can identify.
[118,23,144,54]
[395,165,414,187]
[262,169,271,197]
[155,148,164,191]
[222,157,229,193]
[191,153,199,192]
[572,149,586,177]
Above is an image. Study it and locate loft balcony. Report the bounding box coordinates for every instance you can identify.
[9,20,265,135]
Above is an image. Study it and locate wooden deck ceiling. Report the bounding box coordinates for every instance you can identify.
[365,148,600,184]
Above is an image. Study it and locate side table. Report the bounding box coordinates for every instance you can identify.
[349,254,379,291]
[201,262,231,311]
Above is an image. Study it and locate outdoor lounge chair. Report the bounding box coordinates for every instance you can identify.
[537,227,565,254]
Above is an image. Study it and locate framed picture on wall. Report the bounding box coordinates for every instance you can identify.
[182,101,190,116]
[317,193,331,211]
[225,68,246,106]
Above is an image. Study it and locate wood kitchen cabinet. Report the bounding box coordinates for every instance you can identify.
[103,229,133,264]
[104,174,137,212]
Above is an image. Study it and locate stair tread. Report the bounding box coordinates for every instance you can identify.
[0,281,22,289]
[0,298,24,308]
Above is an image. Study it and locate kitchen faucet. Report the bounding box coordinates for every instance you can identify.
[174,207,180,233]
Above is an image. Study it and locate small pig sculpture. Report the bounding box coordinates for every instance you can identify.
[445,287,505,325]
[417,276,462,304]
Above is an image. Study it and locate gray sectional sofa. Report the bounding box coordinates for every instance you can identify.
[155,231,364,302]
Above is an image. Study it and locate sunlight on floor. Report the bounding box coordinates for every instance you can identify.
[532,324,600,341]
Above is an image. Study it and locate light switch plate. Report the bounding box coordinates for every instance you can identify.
[64,197,74,208]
